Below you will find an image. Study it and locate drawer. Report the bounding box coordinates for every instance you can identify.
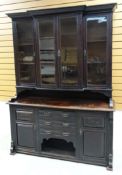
[39,120,76,132]
[39,110,75,123]
[16,110,33,122]
[40,129,75,138]
[60,112,75,122]
[83,116,104,128]
[39,119,76,128]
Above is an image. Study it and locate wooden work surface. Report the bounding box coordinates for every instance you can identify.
[9,96,113,111]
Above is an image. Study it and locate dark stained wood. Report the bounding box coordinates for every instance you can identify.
[13,18,36,86]
[85,3,117,14]
[9,104,113,169]
[77,13,84,88]
[33,18,40,86]
[7,3,116,97]
[106,12,112,88]
[7,3,116,18]
[7,4,116,170]
[9,96,113,111]
[12,21,19,85]
[83,131,105,157]
[16,122,35,148]
[84,13,112,90]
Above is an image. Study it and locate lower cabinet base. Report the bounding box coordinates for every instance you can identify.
[9,105,113,170]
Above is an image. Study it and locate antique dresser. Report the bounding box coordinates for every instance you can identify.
[8,3,116,170]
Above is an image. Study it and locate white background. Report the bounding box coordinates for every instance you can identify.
[0,101,122,175]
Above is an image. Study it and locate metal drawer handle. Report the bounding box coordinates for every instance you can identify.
[17,111,33,115]
[45,121,51,125]
[62,123,69,127]
[39,111,50,116]
[46,131,51,134]
[34,125,36,130]
[63,132,70,137]
[63,114,69,118]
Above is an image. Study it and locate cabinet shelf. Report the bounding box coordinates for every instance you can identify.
[61,33,76,36]
[19,62,35,65]
[40,36,55,39]
[40,61,55,64]
[40,49,55,51]
[87,40,106,43]
[87,62,105,64]
[19,42,33,46]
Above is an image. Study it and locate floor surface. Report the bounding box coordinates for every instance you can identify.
[0,102,122,175]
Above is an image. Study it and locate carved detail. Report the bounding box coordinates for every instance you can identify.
[10,141,16,155]
[107,113,113,171]
[109,113,113,121]
[107,154,113,171]
[109,98,114,108]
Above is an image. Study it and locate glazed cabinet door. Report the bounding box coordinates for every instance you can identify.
[58,15,83,88]
[37,17,57,87]
[13,19,36,86]
[85,14,111,89]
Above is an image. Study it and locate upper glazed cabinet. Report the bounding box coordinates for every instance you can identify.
[9,4,115,92]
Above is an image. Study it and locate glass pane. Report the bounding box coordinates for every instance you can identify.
[17,20,33,44]
[40,51,55,61]
[41,64,55,84]
[18,45,34,62]
[60,16,78,86]
[40,38,54,50]
[87,16,107,85]
[16,20,35,84]
[39,18,56,85]
[19,64,35,83]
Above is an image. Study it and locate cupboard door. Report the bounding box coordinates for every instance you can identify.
[15,19,36,85]
[17,123,35,148]
[83,131,105,157]
[86,15,108,87]
[38,17,56,87]
[59,15,80,87]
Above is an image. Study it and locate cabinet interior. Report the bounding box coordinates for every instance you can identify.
[41,138,76,156]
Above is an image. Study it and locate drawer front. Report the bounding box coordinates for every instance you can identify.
[83,112,105,128]
[16,110,33,122]
[39,110,75,123]
[84,117,104,128]
[39,121,76,133]
[40,129,75,138]
[39,119,76,129]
